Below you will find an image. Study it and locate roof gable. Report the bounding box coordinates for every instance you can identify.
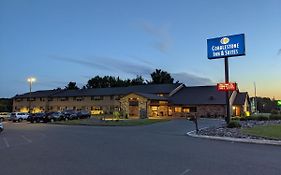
[169,86,227,105]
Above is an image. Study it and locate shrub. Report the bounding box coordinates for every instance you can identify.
[227,120,241,128]
[239,117,247,121]
[255,115,269,121]
[271,109,279,115]
[231,117,240,121]
[269,114,281,120]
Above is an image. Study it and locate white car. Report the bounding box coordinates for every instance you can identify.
[0,112,11,122]
[10,112,30,122]
[0,122,3,133]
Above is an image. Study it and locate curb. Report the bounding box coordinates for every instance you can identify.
[186,130,281,146]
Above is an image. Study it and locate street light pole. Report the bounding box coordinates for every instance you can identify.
[27,77,36,114]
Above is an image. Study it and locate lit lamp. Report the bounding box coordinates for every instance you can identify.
[27,77,36,113]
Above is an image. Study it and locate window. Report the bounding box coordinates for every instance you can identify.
[151,106,158,111]
[190,107,197,112]
[15,98,23,102]
[183,108,190,113]
[48,97,53,101]
[27,98,36,101]
[60,97,69,101]
[175,107,182,113]
[129,101,138,106]
[91,96,104,101]
[40,98,45,102]
[74,97,84,101]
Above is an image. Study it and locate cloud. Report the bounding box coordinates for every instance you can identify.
[172,72,213,86]
[138,21,172,53]
[48,55,153,77]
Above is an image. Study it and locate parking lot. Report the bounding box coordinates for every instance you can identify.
[1,119,281,175]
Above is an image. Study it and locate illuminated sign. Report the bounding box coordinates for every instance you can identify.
[217,82,237,91]
[207,34,245,59]
[277,100,281,107]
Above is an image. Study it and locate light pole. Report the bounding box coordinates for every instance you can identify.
[27,77,36,113]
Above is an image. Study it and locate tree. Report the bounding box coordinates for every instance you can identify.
[65,82,79,90]
[131,75,145,86]
[149,69,174,84]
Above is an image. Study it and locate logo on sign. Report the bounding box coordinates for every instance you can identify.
[220,37,230,45]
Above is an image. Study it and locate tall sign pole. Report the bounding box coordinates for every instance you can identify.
[207,34,246,124]
[224,57,230,123]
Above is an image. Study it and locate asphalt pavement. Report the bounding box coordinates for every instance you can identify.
[0,119,280,175]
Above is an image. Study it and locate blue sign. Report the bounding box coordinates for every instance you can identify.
[207,34,245,59]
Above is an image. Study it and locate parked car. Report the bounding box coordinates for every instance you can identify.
[77,110,91,119]
[29,113,48,123]
[46,112,65,122]
[62,110,78,120]
[0,122,3,133]
[0,112,11,122]
[10,112,30,122]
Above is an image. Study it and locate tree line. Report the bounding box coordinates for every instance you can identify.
[64,69,176,90]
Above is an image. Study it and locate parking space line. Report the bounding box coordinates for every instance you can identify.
[21,135,32,143]
[179,168,191,175]
[3,137,10,148]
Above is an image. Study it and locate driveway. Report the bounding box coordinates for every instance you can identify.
[0,119,280,175]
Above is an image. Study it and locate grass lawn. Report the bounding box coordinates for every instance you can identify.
[242,124,281,140]
[52,118,171,126]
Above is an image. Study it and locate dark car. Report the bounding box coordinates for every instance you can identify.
[62,110,78,120]
[29,113,48,123]
[77,110,91,119]
[46,112,65,122]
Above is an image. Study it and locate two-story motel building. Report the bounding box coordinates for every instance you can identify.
[13,84,251,118]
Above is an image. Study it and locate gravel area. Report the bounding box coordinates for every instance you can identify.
[197,120,281,140]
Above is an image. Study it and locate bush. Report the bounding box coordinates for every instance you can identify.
[271,109,279,115]
[255,115,269,121]
[227,120,241,128]
[231,117,240,121]
[269,114,281,120]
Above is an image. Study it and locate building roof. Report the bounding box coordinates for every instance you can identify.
[133,93,168,100]
[13,90,61,98]
[14,84,182,98]
[169,86,227,105]
[233,92,248,105]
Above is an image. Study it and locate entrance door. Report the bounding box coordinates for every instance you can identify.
[129,99,139,117]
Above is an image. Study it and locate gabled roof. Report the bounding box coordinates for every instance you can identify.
[233,92,248,105]
[169,86,227,105]
[13,90,61,98]
[14,84,182,98]
[133,92,168,100]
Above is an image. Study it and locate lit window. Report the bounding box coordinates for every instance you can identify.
[175,107,182,113]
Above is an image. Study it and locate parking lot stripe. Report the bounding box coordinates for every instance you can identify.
[3,137,10,148]
[179,168,191,175]
[21,135,32,143]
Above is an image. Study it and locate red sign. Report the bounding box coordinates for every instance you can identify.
[217,82,237,91]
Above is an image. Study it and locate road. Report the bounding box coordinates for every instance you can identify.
[0,119,280,175]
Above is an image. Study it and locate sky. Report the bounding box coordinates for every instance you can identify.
[0,0,281,99]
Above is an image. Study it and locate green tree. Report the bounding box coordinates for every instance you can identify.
[149,69,174,84]
[65,81,79,90]
[131,75,145,86]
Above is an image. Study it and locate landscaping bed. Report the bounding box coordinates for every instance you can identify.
[197,116,281,141]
